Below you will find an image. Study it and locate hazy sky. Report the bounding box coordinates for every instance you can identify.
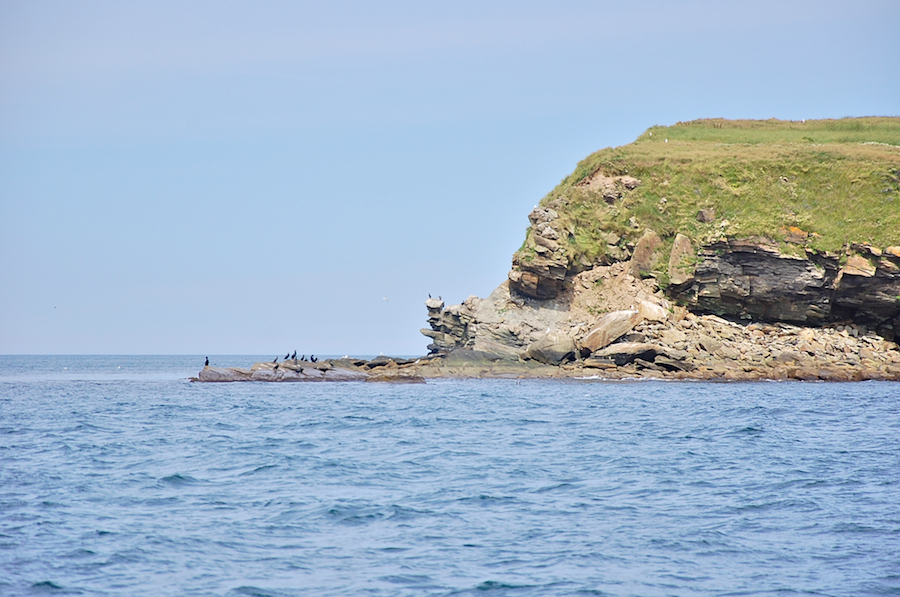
[2,0,898,355]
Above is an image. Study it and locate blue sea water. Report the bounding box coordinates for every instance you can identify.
[1,356,899,596]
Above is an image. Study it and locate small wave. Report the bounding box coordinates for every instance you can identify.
[472,579,536,592]
[160,473,200,486]
[28,580,68,593]
[533,482,577,493]
[456,494,517,505]
[380,573,431,584]
[238,464,278,476]
[734,426,764,434]
[228,587,286,597]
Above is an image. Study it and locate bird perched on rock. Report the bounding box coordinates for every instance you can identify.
[291,350,297,360]
[272,356,278,364]
[204,357,209,367]
[285,352,290,361]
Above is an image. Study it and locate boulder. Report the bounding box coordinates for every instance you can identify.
[667,233,696,286]
[524,331,577,365]
[696,208,716,223]
[639,300,668,322]
[629,229,663,277]
[842,254,877,277]
[425,297,445,311]
[697,335,722,354]
[581,310,643,353]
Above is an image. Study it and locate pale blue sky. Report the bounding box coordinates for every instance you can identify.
[2,0,898,355]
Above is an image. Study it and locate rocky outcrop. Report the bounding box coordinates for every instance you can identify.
[421,298,473,353]
[628,229,662,277]
[508,206,569,299]
[577,171,641,202]
[197,361,368,382]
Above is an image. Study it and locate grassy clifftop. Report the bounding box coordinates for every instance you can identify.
[530,117,900,267]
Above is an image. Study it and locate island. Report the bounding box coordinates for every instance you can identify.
[198,117,900,382]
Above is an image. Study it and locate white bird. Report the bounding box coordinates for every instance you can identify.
[383,297,389,302]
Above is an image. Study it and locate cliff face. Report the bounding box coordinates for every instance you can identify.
[670,240,900,333]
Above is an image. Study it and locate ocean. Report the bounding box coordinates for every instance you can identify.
[1,355,898,596]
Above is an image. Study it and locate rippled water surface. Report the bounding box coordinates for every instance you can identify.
[2,356,899,596]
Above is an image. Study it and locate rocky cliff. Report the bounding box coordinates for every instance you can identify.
[419,117,900,379]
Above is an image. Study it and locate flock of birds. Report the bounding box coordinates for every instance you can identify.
[269,352,317,371]
[204,352,318,369]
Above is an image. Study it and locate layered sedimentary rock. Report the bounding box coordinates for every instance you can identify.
[669,240,900,337]
[507,207,569,299]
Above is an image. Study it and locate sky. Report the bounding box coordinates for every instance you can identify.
[1,0,898,356]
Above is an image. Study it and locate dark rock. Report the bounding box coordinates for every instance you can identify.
[633,358,664,371]
[508,253,568,299]
[696,208,716,223]
[621,332,646,343]
[654,356,696,372]
[590,342,663,366]
[668,239,900,329]
[582,356,617,369]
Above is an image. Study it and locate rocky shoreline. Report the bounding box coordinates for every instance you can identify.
[195,301,900,383]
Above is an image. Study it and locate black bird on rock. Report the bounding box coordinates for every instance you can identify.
[285,352,290,361]
[204,357,209,367]
[291,350,297,360]
[272,356,278,364]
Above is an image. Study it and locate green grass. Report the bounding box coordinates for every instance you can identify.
[527,117,900,266]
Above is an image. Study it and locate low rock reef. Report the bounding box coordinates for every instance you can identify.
[195,356,427,383]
